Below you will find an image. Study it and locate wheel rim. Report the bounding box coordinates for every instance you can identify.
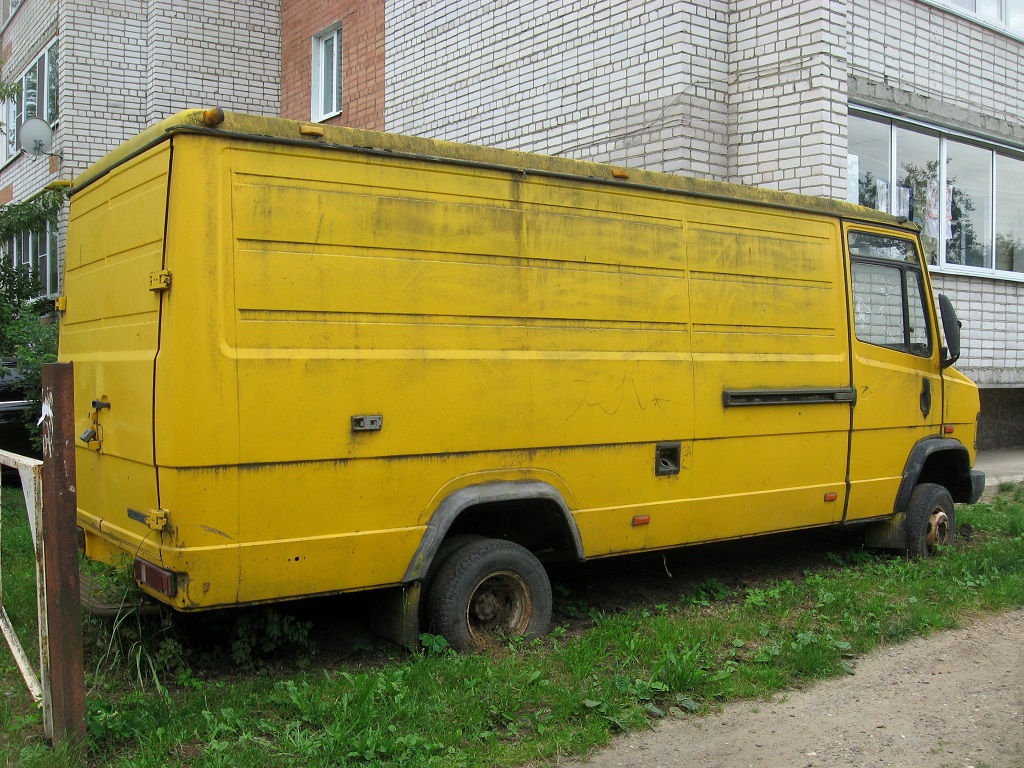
[465,570,533,645]
[925,507,951,553]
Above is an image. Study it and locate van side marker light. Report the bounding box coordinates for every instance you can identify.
[202,107,225,127]
[824,492,839,502]
[944,426,955,434]
[632,515,651,526]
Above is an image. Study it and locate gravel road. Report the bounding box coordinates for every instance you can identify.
[562,610,1024,768]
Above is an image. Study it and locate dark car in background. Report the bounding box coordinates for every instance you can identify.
[0,361,38,482]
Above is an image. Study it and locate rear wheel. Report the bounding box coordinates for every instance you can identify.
[424,533,486,587]
[905,483,955,557]
[426,538,551,651]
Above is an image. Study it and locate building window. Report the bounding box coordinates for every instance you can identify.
[311,24,342,121]
[4,38,59,163]
[6,220,59,297]
[2,0,23,24]
[848,110,1024,277]
[931,0,1024,36]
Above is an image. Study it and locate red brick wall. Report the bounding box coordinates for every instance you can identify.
[280,0,384,130]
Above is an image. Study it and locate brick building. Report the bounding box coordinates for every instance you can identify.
[281,0,383,130]
[286,0,1024,448]
[0,0,280,295]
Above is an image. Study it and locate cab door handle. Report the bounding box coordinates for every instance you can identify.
[920,378,932,418]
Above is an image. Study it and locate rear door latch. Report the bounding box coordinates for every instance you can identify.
[128,508,170,531]
[148,270,172,291]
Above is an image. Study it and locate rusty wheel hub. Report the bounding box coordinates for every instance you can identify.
[467,571,533,645]
[925,508,951,553]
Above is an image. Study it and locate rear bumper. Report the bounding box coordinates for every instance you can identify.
[969,470,986,504]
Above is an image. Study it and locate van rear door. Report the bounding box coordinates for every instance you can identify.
[60,142,171,550]
[844,225,943,519]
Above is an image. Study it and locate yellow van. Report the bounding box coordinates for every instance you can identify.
[59,109,984,650]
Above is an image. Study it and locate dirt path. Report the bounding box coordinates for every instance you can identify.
[562,610,1024,768]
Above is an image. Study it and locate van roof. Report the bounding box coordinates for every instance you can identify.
[73,108,908,229]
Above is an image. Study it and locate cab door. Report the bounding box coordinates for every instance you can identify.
[843,226,943,520]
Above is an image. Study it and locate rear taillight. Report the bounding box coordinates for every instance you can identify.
[134,558,178,598]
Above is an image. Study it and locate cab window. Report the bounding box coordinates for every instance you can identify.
[849,231,932,357]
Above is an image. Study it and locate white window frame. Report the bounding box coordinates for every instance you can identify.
[849,106,1024,282]
[922,0,1024,41]
[2,0,23,26]
[3,37,59,165]
[7,219,59,297]
[311,24,342,122]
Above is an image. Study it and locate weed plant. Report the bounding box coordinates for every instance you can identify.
[0,485,1022,766]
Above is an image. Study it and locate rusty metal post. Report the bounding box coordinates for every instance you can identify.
[40,362,86,751]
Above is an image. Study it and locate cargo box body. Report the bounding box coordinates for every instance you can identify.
[60,111,981,621]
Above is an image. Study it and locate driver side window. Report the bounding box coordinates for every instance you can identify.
[849,232,932,357]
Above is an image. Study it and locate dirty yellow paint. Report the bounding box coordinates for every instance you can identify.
[60,111,981,610]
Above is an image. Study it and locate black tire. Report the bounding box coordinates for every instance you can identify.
[905,483,956,557]
[419,533,486,627]
[426,538,552,651]
[424,533,487,586]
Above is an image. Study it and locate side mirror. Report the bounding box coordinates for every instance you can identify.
[938,294,961,369]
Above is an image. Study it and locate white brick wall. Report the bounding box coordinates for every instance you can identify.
[0,0,281,294]
[727,0,848,198]
[141,0,281,127]
[59,0,149,175]
[932,272,1024,386]
[3,0,281,197]
[849,0,1024,138]
[59,0,281,181]
[385,0,731,178]
[385,0,848,196]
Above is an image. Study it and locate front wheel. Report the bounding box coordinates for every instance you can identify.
[905,483,956,557]
[426,538,552,651]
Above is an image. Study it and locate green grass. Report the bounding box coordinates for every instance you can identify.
[0,486,40,644]
[0,484,1023,767]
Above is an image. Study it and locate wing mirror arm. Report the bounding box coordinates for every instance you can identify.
[938,294,961,369]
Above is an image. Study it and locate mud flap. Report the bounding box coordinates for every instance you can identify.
[864,513,907,549]
[367,583,421,650]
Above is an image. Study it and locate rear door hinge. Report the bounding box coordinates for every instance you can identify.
[54,296,67,312]
[148,270,172,292]
[128,508,170,531]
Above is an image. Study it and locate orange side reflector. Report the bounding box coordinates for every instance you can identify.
[612,168,630,179]
[632,514,651,526]
[824,492,839,502]
[944,425,955,434]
